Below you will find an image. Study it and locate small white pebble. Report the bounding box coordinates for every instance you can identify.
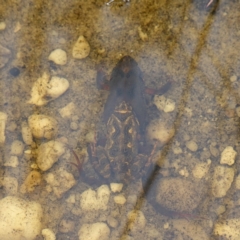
[230,75,237,82]
[164,222,169,229]
[59,102,75,119]
[114,194,126,205]
[42,228,56,240]
[78,222,110,240]
[72,36,90,59]
[192,160,211,179]
[21,122,33,145]
[4,156,19,167]
[48,49,67,65]
[107,216,118,228]
[164,98,175,113]
[173,146,182,155]
[10,140,24,156]
[186,140,198,152]
[110,183,123,192]
[0,22,6,30]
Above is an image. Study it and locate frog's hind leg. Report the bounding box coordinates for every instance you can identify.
[88,143,112,181]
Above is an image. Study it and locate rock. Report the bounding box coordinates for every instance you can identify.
[3,176,18,194]
[210,144,219,157]
[21,121,33,145]
[0,112,7,143]
[127,210,146,233]
[147,119,174,145]
[14,22,21,32]
[0,196,42,240]
[37,140,65,171]
[10,140,24,156]
[214,219,240,240]
[42,229,56,240]
[220,146,237,166]
[46,76,69,99]
[59,102,76,118]
[4,155,19,167]
[107,216,118,228]
[192,159,211,179]
[72,36,90,59]
[212,165,234,198]
[0,44,11,68]
[110,183,123,192]
[186,140,198,152]
[28,73,69,106]
[20,171,42,193]
[114,194,126,205]
[173,146,182,154]
[80,185,110,211]
[155,177,203,212]
[48,49,67,65]
[0,22,6,30]
[230,75,237,82]
[179,167,189,177]
[154,95,175,113]
[28,114,58,139]
[78,222,110,240]
[45,168,76,198]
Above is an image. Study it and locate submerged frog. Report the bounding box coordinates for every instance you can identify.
[72,56,171,184]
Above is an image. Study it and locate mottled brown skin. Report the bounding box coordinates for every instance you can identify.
[88,56,170,183]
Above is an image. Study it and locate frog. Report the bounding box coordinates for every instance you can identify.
[85,56,171,183]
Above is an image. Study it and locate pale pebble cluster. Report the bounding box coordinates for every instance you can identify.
[45,168,76,198]
[153,95,176,113]
[76,183,147,240]
[28,72,69,106]
[37,140,65,171]
[28,114,58,139]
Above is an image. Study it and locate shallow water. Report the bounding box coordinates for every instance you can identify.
[0,0,240,239]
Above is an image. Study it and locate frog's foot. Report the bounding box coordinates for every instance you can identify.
[68,149,84,176]
[145,81,172,96]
